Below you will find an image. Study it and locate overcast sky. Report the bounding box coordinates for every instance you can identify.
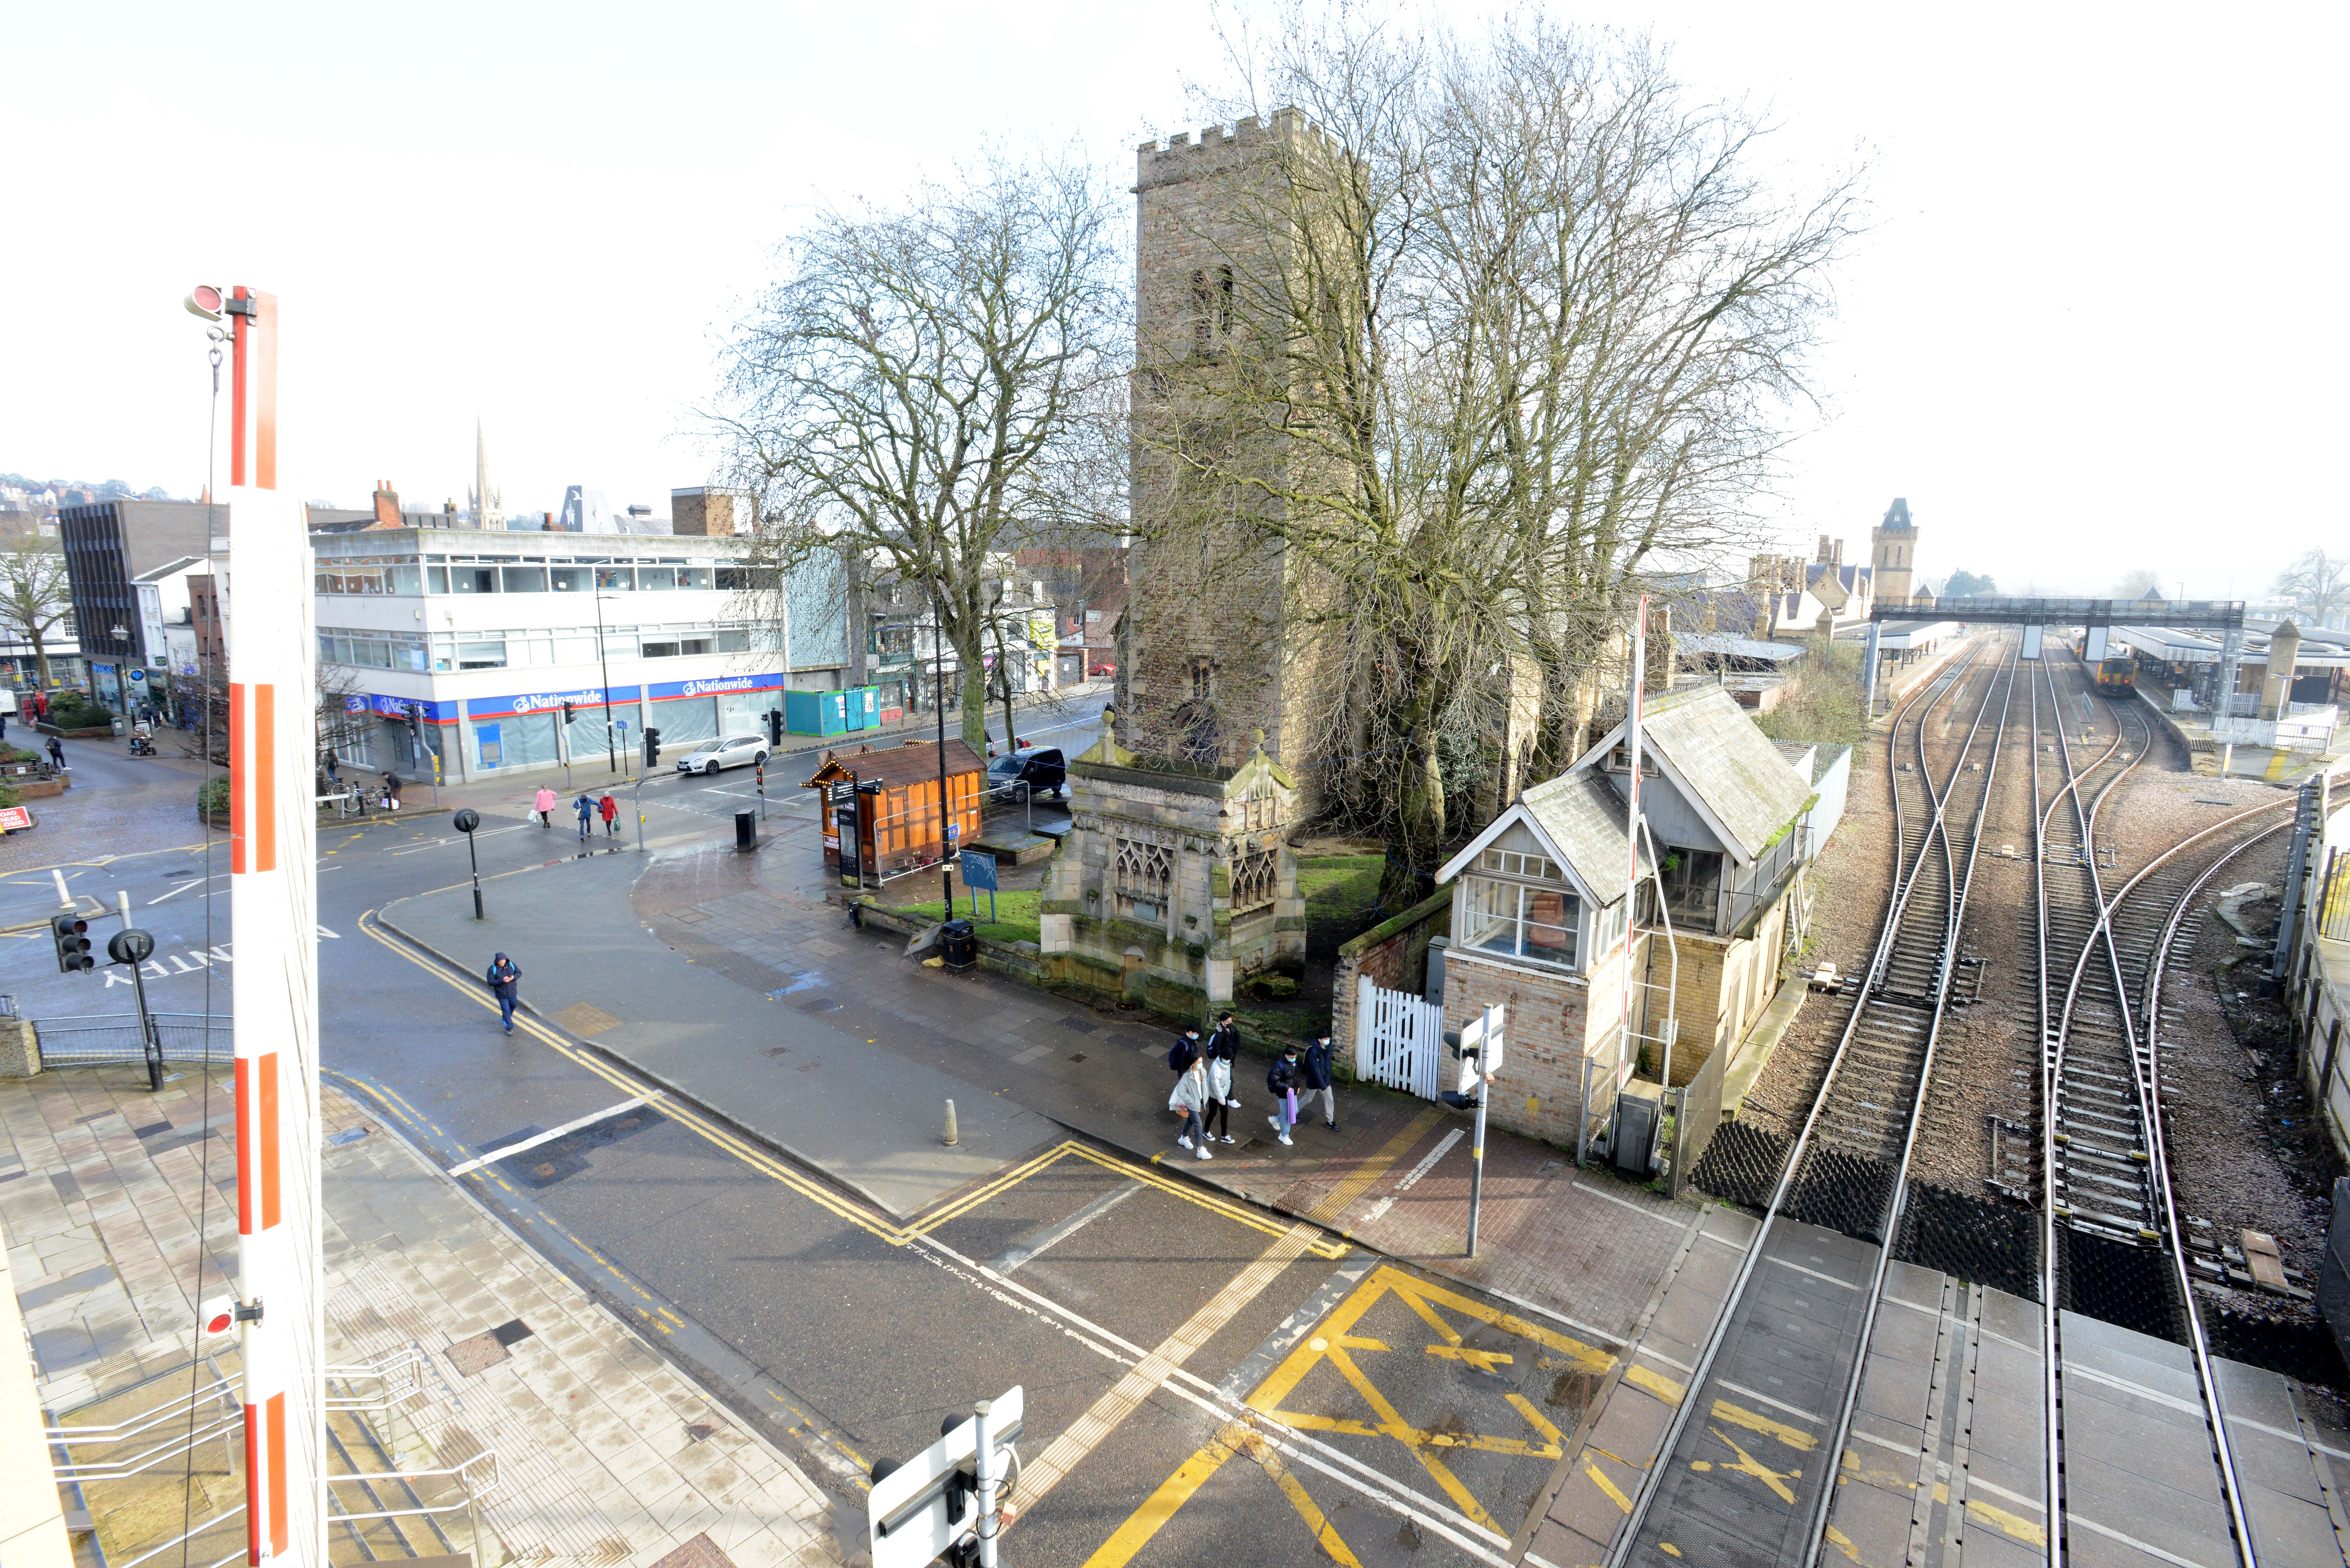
[5,1,2339,597]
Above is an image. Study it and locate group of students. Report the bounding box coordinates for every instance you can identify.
[532,786,621,839]
[1166,1010,1337,1160]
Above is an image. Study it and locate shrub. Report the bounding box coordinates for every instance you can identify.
[1246,973,1299,1000]
[198,776,230,817]
[48,695,113,730]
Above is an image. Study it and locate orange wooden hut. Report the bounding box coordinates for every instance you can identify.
[803,738,985,882]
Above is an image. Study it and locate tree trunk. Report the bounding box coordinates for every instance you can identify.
[29,630,49,692]
[957,646,989,751]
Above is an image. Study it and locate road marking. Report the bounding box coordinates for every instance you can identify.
[1309,1104,1445,1230]
[448,1095,660,1176]
[1390,1127,1463,1193]
[2066,1511,2209,1567]
[1569,1175,1687,1228]
[1764,1254,1862,1291]
[1714,1378,1823,1424]
[991,1180,1142,1274]
[1021,1221,1321,1509]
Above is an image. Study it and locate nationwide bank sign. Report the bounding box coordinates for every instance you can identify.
[459,671,785,719]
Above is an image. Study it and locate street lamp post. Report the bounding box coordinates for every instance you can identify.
[593,589,618,775]
[107,623,129,714]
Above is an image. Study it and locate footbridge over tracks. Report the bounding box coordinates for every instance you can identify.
[1864,598,2248,712]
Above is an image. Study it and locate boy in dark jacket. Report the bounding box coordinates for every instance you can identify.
[485,952,522,1034]
[1168,1028,1202,1076]
[1265,1046,1303,1146]
[1302,1036,1338,1131]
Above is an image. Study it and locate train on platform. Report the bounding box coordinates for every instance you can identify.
[2074,633,2138,693]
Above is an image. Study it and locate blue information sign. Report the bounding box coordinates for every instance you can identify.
[959,849,998,890]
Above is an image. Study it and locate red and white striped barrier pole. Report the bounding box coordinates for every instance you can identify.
[224,286,324,1568]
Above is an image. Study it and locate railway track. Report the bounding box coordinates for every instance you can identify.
[2034,652,2298,1568]
[1611,634,2020,1568]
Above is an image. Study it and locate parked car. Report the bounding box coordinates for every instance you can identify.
[986,746,1066,799]
[676,733,771,776]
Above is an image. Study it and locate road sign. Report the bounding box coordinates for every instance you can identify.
[869,1386,1023,1568]
[958,850,997,891]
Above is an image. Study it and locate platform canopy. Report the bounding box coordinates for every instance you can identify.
[1877,596,2245,629]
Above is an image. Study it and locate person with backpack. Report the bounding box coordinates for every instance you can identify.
[1303,1035,1339,1132]
[1266,1045,1303,1147]
[485,952,522,1035]
[44,734,65,772]
[1202,1011,1240,1143]
[598,791,619,836]
[1166,1027,1201,1078]
[574,790,595,841]
[1169,1054,1213,1160]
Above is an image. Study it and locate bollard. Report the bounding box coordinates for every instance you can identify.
[943,1099,959,1146]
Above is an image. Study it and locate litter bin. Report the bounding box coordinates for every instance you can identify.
[941,918,977,973]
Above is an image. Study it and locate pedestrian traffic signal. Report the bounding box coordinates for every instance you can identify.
[51,913,93,974]
[766,708,783,746]
[643,726,661,768]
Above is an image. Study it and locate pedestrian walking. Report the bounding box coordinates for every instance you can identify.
[532,785,557,828]
[1166,1027,1201,1078]
[322,749,340,784]
[598,791,618,836]
[1265,1044,1303,1147]
[1203,1011,1241,1143]
[1303,1035,1339,1132]
[574,790,595,841]
[1169,1054,1213,1160]
[45,735,65,771]
[485,952,522,1035]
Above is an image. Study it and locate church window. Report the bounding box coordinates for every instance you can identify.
[1115,835,1173,923]
[1232,844,1278,916]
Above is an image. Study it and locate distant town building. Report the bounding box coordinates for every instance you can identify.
[57,498,228,708]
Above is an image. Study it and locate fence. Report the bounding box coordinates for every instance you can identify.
[1667,1029,1731,1198]
[34,1012,229,1067]
[1353,976,1443,1099]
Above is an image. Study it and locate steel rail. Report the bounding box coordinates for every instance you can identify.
[1799,636,2023,1566]
[2039,669,2288,1568]
[1602,631,2008,1568]
[2035,652,2150,1567]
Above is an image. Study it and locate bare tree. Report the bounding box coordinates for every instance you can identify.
[2113,567,2162,599]
[0,539,71,688]
[2276,547,2350,627]
[713,154,1127,749]
[1142,12,1860,895]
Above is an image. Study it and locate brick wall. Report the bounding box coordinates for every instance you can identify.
[1439,942,1630,1151]
[1330,886,1453,1070]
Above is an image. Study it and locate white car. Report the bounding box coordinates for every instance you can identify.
[676,733,772,776]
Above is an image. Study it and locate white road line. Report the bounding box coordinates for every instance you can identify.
[147,881,205,906]
[1392,1127,1464,1195]
[448,1095,658,1177]
[2065,1512,2218,1568]
[1017,1223,1321,1510]
[992,1180,1142,1274]
[1765,1254,1863,1291]
[1715,1379,1822,1424]
[1570,1176,1686,1228]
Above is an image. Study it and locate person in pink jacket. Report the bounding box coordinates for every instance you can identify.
[532,785,557,828]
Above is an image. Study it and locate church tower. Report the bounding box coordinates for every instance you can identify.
[468,419,503,531]
[1040,113,1329,1014]
[1871,497,1918,608]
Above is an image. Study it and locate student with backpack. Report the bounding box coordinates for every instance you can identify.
[1166,1028,1201,1076]
[1303,1035,1339,1132]
[1265,1045,1303,1147]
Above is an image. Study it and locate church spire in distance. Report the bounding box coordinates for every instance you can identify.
[469,417,503,530]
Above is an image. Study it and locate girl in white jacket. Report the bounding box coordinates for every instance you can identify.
[1168,1059,1213,1159]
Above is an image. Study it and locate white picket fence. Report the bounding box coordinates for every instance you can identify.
[1353,975,1443,1100]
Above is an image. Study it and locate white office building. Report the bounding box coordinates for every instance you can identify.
[313,527,850,782]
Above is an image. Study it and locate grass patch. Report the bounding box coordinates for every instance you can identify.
[897,890,1042,946]
[1755,642,1870,749]
[1298,852,1385,941]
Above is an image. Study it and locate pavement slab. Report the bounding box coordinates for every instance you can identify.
[379,849,1060,1217]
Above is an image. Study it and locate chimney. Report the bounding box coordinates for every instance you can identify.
[540,511,558,531]
[372,479,399,527]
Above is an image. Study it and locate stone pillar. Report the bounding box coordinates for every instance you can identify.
[2262,619,2302,720]
[0,1020,40,1078]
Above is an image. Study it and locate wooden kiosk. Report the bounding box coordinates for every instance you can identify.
[803,738,985,883]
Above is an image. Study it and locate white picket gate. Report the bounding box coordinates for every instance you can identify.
[1354,975,1444,1100]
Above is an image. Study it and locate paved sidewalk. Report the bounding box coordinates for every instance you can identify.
[0,1064,840,1568]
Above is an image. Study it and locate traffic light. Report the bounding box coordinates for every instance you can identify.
[1439,1027,1489,1110]
[643,726,661,768]
[51,913,92,974]
[562,700,576,726]
[405,703,424,744]
[766,708,783,747]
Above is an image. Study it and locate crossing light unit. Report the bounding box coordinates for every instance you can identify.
[766,708,784,747]
[868,1385,1023,1568]
[642,726,661,769]
[405,702,425,743]
[51,913,93,974]
[1440,1011,1504,1109]
[561,700,576,726]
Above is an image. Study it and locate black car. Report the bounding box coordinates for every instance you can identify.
[987,747,1067,799]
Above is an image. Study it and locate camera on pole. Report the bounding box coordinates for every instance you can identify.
[51,913,93,974]
[643,726,662,769]
[868,1386,1023,1568]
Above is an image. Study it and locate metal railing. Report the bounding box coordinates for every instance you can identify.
[34,1012,228,1066]
[47,1356,241,1482]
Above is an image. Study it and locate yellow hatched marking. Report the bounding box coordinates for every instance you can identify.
[1624,1362,1685,1405]
[1708,1427,1798,1506]
[1585,1459,1634,1513]
[1710,1398,1817,1452]
[1507,1392,1563,1446]
[1321,1341,1499,1529]
[1080,1422,1246,1568]
[1428,1344,1513,1373]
